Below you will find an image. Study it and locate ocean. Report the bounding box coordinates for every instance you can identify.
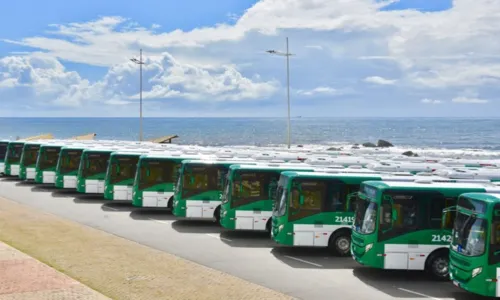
[1,117,500,155]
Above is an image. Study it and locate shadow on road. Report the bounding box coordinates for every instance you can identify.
[171,220,222,234]
[73,194,107,204]
[0,177,21,182]
[15,181,37,186]
[50,190,81,198]
[218,231,274,248]
[101,202,136,212]
[270,247,355,270]
[31,185,58,192]
[352,267,478,299]
[129,209,177,221]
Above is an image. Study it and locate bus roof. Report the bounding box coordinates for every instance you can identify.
[363,180,500,191]
[459,192,500,204]
[182,159,258,166]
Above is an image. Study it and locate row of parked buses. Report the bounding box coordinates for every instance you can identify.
[3,138,500,297]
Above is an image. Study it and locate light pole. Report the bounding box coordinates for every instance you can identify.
[266,37,293,149]
[130,49,145,141]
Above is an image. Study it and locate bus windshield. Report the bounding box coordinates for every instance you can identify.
[221,174,231,204]
[181,165,225,199]
[109,156,139,184]
[452,211,487,256]
[82,153,109,177]
[22,145,39,165]
[60,150,82,174]
[138,159,177,190]
[39,147,60,170]
[354,199,378,234]
[0,143,7,160]
[7,144,23,163]
[230,171,279,208]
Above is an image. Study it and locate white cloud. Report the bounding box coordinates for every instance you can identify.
[305,45,323,50]
[421,98,442,104]
[364,76,397,85]
[452,96,489,104]
[296,86,340,96]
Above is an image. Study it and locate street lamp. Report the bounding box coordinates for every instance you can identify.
[266,37,293,149]
[130,49,145,141]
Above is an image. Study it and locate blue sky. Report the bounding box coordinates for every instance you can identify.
[0,0,497,117]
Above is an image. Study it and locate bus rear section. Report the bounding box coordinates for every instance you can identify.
[4,142,25,176]
[132,155,184,208]
[104,152,142,201]
[55,148,84,189]
[19,143,41,180]
[77,150,113,193]
[220,164,314,232]
[0,140,10,175]
[172,160,256,221]
[449,193,500,297]
[351,180,500,280]
[35,145,64,184]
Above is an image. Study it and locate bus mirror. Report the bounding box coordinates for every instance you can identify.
[190,176,195,185]
[146,169,150,177]
[299,195,305,205]
[392,209,398,221]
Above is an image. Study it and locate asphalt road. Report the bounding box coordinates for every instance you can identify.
[0,177,492,300]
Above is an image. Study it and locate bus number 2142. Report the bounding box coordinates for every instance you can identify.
[335,216,354,224]
[431,235,452,243]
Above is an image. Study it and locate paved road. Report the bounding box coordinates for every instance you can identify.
[0,178,490,300]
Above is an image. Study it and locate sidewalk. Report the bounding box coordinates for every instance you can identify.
[0,242,108,300]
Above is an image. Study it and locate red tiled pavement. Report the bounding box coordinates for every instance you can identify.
[0,242,108,299]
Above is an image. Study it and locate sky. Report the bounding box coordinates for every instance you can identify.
[0,0,498,117]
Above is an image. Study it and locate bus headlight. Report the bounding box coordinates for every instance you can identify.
[278,224,284,232]
[472,267,482,278]
[365,243,373,252]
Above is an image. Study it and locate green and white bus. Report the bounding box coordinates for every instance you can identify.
[104,151,150,201]
[271,172,435,256]
[0,140,9,175]
[351,181,500,280]
[19,142,42,180]
[55,146,87,189]
[35,143,70,184]
[449,192,500,297]
[77,148,120,194]
[132,153,210,208]
[220,163,315,232]
[172,159,261,221]
[3,141,26,176]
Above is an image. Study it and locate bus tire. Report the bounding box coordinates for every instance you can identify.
[214,206,221,225]
[425,249,450,281]
[266,219,272,237]
[167,197,173,211]
[328,229,351,257]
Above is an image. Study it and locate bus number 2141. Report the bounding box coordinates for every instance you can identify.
[335,216,354,224]
[431,235,452,243]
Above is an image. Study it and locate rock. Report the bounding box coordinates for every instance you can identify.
[353,143,359,146]
[351,146,360,149]
[377,139,394,147]
[402,151,418,157]
[327,147,342,151]
[297,145,303,148]
[362,142,377,148]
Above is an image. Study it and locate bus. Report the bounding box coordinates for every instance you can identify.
[449,192,500,297]
[172,159,259,221]
[271,172,434,256]
[3,141,26,176]
[132,153,211,208]
[19,142,42,180]
[35,143,70,184]
[219,163,315,233]
[54,146,87,189]
[0,140,9,175]
[351,180,500,280]
[104,151,149,201]
[77,148,118,193]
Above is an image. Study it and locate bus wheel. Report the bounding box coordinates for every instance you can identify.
[266,220,272,237]
[167,197,173,211]
[214,206,221,225]
[328,231,351,257]
[426,251,449,281]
